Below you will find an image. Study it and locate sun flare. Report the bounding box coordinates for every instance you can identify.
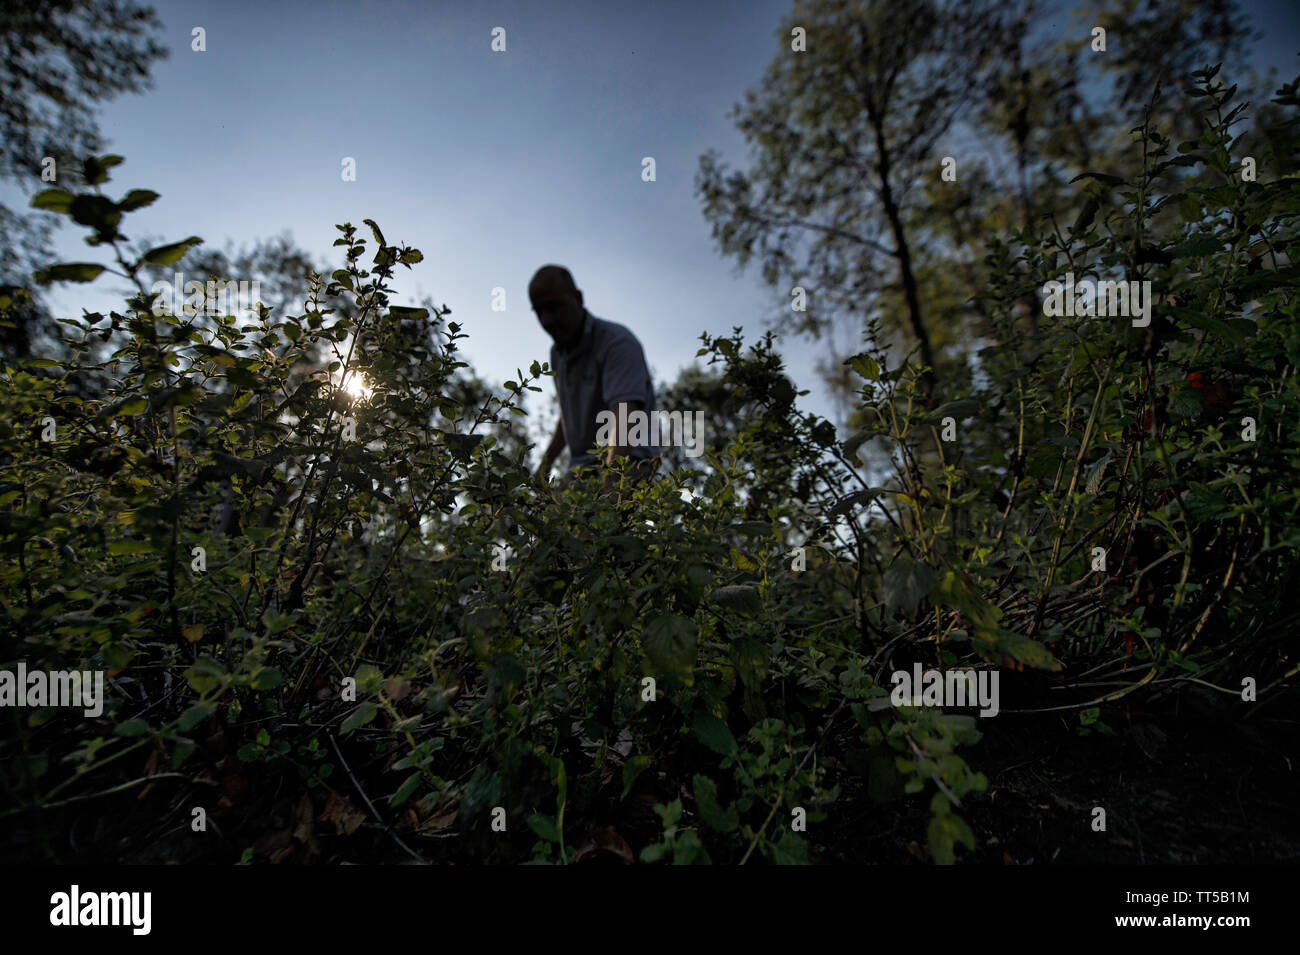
[337,371,373,401]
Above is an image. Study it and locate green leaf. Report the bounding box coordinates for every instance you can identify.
[486,653,527,706]
[709,584,760,615]
[622,755,650,798]
[183,656,228,695]
[685,564,713,589]
[341,702,377,733]
[34,263,105,285]
[1167,306,1248,344]
[729,636,768,688]
[850,355,880,381]
[30,189,74,213]
[355,665,383,694]
[883,558,936,616]
[980,629,1062,672]
[170,737,197,768]
[1183,485,1231,521]
[640,842,668,863]
[769,830,811,865]
[250,667,283,690]
[389,772,421,808]
[830,487,888,517]
[141,236,203,267]
[693,774,739,832]
[212,451,266,481]
[180,655,226,694]
[935,571,1003,639]
[844,424,880,459]
[691,712,737,757]
[1168,650,1202,673]
[1167,235,1221,259]
[527,813,562,843]
[114,718,150,737]
[670,828,710,865]
[362,218,387,247]
[113,396,148,416]
[1069,171,1125,186]
[811,420,838,447]
[1167,388,1203,420]
[443,431,485,461]
[927,811,975,865]
[82,154,124,185]
[643,614,698,684]
[462,605,505,631]
[118,189,160,212]
[68,195,120,231]
[177,702,215,732]
[924,399,980,424]
[0,285,31,308]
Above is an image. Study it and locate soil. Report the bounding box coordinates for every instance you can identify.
[826,682,1300,864]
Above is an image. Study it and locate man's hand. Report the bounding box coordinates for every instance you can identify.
[536,418,566,482]
[601,400,644,468]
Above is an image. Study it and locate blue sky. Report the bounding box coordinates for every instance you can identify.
[35,0,800,435]
[17,0,1300,437]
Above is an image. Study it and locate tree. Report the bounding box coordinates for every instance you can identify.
[697,0,1269,416]
[0,0,167,357]
[174,234,331,319]
[697,0,1008,406]
[1089,0,1258,152]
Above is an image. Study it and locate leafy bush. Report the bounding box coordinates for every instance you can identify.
[1,67,1296,864]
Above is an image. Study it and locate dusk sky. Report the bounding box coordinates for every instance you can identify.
[15,0,1300,434]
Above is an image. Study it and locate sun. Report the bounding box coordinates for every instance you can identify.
[337,371,373,401]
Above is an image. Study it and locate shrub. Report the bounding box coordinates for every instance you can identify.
[1,67,1295,864]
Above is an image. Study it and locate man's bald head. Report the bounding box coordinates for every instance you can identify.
[530,264,586,348]
[530,265,578,296]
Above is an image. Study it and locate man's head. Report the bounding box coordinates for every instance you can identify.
[529,265,585,349]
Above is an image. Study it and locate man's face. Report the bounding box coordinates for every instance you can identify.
[530,275,585,348]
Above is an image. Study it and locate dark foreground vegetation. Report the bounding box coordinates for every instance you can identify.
[1,69,1297,864]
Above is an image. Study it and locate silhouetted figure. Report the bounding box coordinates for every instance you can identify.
[529,265,658,491]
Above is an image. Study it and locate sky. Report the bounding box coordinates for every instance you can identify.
[33,0,802,435]
[15,0,1300,438]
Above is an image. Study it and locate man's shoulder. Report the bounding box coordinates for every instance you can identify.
[588,313,644,351]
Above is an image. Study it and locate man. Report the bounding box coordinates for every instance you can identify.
[529,265,659,490]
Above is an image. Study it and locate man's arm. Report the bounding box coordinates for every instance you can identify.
[602,400,644,468]
[600,399,655,499]
[537,417,566,479]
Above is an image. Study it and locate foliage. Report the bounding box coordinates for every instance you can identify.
[697,0,1276,414]
[0,0,168,359]
[1,66,1296,865]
